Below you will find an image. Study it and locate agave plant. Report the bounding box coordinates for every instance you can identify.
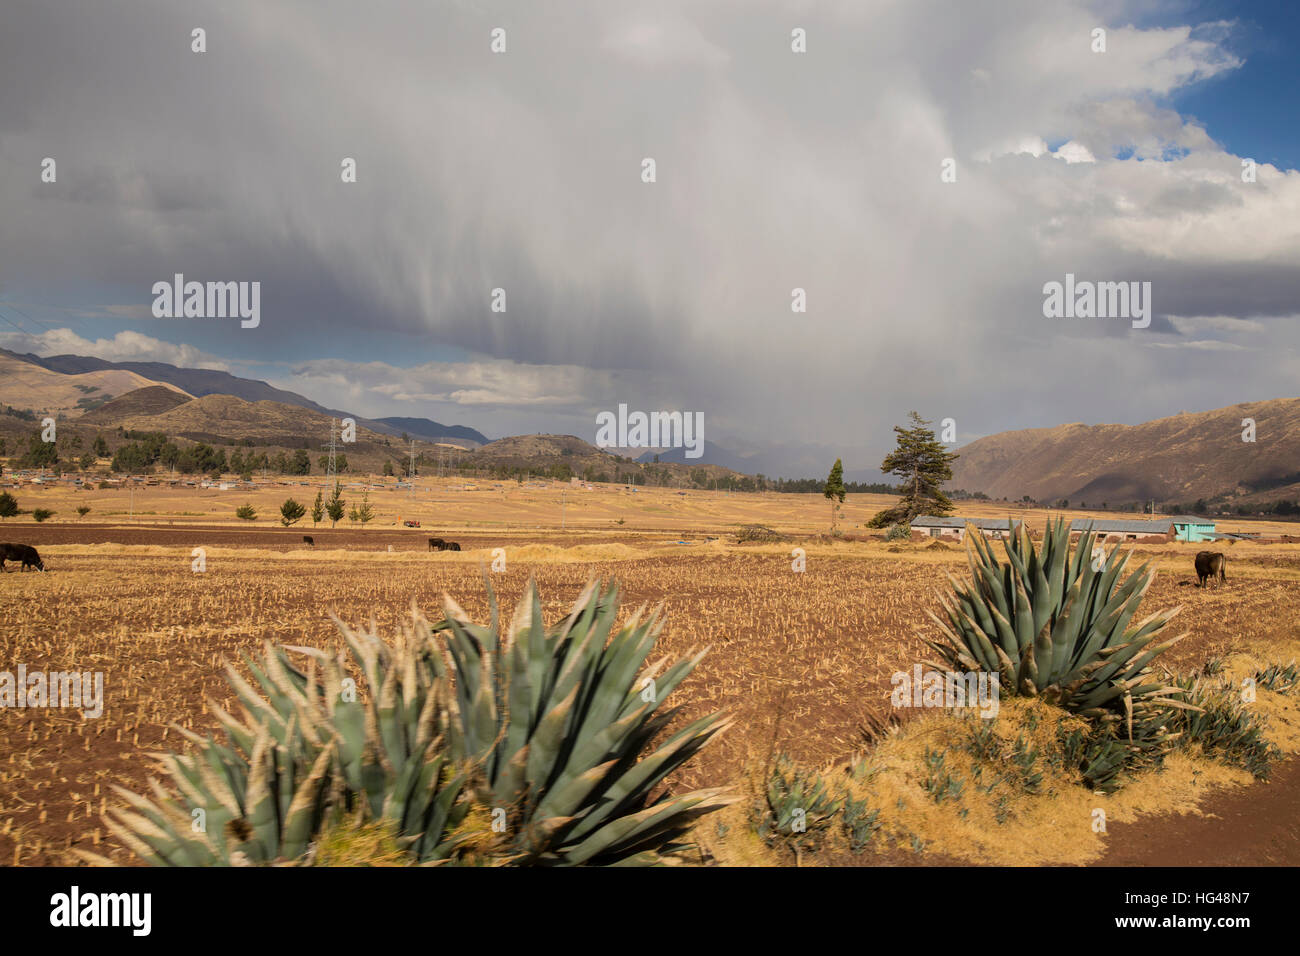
[429,579,735,865]
[755,754,843,849]
[923,519,1195,739]
[86,613,470,866]
[92,579,730,867]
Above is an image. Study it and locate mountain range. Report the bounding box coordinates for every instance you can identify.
[0,347,488,447]
[3,346,1297,506]
[949,399,1300,506]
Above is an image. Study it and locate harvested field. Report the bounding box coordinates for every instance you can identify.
[4,506,1299,866]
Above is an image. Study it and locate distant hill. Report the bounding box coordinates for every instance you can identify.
[950,399,1300,506]
[371,416,487,446]
[0,347,486,447]
[636,440,750,471]
[0,349,191,418]
[78,385,192,423]
[102,392,390,447]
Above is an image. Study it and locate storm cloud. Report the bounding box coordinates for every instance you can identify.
[1,0,1296,476]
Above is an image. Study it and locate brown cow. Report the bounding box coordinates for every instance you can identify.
[1195,551,1226,589]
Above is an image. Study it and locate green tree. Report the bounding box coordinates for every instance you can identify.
[319,453,349,474]
[79,451,96,470]
[383,460,394,477]
[0,492,17,519]
[291,449,312,475]
[867,412,959,528]
[823,458,846,530]
[93,434,109,457]
[325,481,346,527]
[311,490,324,526]
[354,491,374,525]
[235,504,258,521]
[21,432,58,469]
[280,498,307,526]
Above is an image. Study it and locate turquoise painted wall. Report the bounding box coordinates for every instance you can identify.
[1173,522,1217,542]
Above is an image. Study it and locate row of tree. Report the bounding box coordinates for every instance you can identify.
[236,484,374,527]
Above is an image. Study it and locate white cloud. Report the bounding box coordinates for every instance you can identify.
[278,356,613,410]
[1053,140,1096,164]
[0,328,230,370]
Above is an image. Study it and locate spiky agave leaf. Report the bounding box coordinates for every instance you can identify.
[107,613,467,865]
[926,519,1192,741]
[428,578,735,865]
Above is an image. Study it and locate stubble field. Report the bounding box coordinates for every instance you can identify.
[3,480,1299,866]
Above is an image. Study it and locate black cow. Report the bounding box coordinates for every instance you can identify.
[302,535,314,546]
[1195,550,1226,589]
[445,542,461,552]
[0,542,45,572]
[428,537,446,551]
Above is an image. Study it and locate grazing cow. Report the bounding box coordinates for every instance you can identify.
[428,537,446,551]
[1195,550,1227,589]
[0,542,45,572]
[446,542,461,552]
[302,535,314,546]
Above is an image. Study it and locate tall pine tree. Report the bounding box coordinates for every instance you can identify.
[823,458,846,530]
[868,412,958,528]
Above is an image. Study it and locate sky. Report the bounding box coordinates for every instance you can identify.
[1,0,1297,479]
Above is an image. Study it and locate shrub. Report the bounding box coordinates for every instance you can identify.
[884,523,910,541]
[1253,661,1300,694]
[32,508,55,523]
[755,755,842,853]
[235,504,257,521]
[92,581,732,867]
[924,519,1192,746]
[1166,676,1281,779]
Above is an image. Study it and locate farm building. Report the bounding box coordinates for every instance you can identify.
[1164,515,1218,542]
[910,514,1218,543]
[909,516,1017,540]
[1071,519,1176,542]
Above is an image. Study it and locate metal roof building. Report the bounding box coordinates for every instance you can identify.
[910,514,1216,541]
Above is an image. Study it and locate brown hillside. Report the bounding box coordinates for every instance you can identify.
[79,385,193,423]
[106,393,391,446]
[0,352,189,417]
[951,399,1300,504]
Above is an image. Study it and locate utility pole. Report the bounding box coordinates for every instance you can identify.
[324,418,338,486]
[408,440,417,497]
